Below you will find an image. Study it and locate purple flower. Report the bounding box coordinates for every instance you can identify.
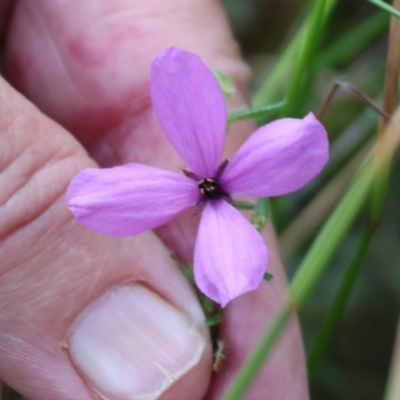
[67,47,329,307]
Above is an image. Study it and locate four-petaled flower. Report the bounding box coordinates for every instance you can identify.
[67,47,329,307]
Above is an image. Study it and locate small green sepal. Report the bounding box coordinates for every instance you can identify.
[263,272,274,281]
[214,71,235,101]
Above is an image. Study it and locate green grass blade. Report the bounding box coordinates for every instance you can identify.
[221,157,377,400]
[221,309,292,400]
[319,11,389,67]
[252,35,300,110]
[281,0,332,117]
[289,159,375,304]
[253,0,337,122]
[307,227,375,377]
[369,0,400,18]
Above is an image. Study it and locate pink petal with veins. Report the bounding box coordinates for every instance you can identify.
[221,113,329,197]
[194,200,268,307]
[151,47,227,178]
[67,164,200,236]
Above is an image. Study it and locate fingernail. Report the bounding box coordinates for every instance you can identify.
[67,285,206,400]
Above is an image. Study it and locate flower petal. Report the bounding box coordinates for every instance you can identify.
[194,200,268,307]
[67,164,200,236]
[151,47,226,178]
[221,113,329,197]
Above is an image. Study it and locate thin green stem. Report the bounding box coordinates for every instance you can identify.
[222,309,292,400]
[307,227,375,378]
[234,201,256,210]
[221,158,377,400]
[281,0,329,117]
[370,164,390,221]
[289,159,375,304]
[253,0,337,122]
[252,36,300,110]
[369,0,400,19]
[228,102,284,124]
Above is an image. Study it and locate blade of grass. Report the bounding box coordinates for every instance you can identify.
[221,155,377,400]
[307,227,375,377]
[281,0,330,118]
[252,35,299,111]
[306,138,389,375]
[289,160,376,302]
[318,11,389,68]
[253,0,337,121]
[369,0,400,19]
[268,0,337,227]
[221,307,293,400]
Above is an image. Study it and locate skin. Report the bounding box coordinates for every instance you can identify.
[0,0,309,399]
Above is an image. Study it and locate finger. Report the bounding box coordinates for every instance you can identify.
[5,1,309,399]
[0,76,212,399]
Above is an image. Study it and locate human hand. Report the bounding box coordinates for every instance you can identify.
[0,1,308,399]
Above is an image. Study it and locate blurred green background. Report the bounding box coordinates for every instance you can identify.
[222,0,400,399]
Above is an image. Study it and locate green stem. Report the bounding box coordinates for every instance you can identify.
[252,36,300,110]
[289,159,375,304]
[307,227,375,378]
[370,163,390,221]
[281,0,330,117]
[228,102,284,124]
[222,309,292,400]
[253,0,337,122]
[221,158,377,400]
[369,0,400,18]
[234,201,256,210]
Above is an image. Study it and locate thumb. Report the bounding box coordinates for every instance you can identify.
[0,76,211,399]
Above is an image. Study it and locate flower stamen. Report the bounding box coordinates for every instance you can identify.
[198,178,224,199]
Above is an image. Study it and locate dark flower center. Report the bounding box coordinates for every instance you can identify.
[198,178,224,200]
[183,160,234,210]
